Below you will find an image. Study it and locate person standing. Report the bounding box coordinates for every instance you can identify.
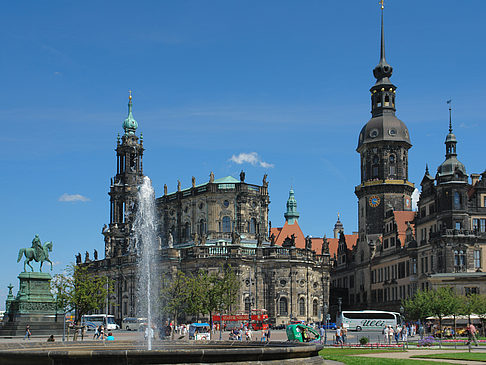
[266,327,271,342]
[319,325,325,344]
[336,326,342,345]
[467,322,479,346]
[24,325,31,340]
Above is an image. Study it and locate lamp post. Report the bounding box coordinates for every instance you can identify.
[323,303,328,345]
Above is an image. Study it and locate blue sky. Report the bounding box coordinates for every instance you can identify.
[1,1,485,309]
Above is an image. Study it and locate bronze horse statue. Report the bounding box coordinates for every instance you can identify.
[17,241,53,272]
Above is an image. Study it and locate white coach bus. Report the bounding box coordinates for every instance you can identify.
[337,310,402,331]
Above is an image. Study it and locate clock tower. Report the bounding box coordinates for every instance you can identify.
[355,6,415,247]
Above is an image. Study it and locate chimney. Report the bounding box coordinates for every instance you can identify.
[471,173,480,186]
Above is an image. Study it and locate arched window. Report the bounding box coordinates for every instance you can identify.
[244,296,251,313]
[454,192,461,209]
[249,218,257,234]
[184,222,191,240]
[299,297,305,316]
[198,219,206,236]
[279,297,288,316]
[222,216,231,233]
[384,95,390,106]
[372,155,379,178]
[313,299,318,317]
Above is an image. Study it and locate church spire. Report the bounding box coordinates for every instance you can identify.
[445,101,457,159]
[284,187,299,225]
[123,90,138,135]
[370,1,396,117]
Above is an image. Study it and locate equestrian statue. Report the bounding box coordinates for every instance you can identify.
[17,234,53,272]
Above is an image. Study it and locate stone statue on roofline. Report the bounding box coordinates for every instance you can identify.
[240,170,245,182]
[209,171,215,183]
[177,180,181,192]
[164,184,168,196]
[231,230,241,245]
[192,176,196,188]
[305,235,313,250]
[263,174,268,187]
[321,235,329,255]
[270,233,276,246]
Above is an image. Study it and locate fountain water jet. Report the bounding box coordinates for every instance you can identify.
[133,176,160,350]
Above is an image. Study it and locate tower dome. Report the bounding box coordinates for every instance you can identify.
[437,106,466,178]
[357,5,410,152]
[123,92,138,135]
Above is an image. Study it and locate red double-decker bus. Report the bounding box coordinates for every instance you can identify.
[213,309,269,331]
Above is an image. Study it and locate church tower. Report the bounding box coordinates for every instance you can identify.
[103,92,145,258]
[355,5,415,248]
[284,187,299,225]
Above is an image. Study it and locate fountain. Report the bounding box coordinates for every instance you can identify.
[133,176,159,350]
[0,180,324,364]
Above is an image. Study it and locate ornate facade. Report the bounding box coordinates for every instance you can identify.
[330,7,486,314]
[83,96,330,326]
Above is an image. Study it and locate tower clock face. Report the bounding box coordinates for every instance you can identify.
[369,195,381,207]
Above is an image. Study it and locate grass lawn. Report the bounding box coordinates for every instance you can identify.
[412,352,486,362]
[319,348,454,364]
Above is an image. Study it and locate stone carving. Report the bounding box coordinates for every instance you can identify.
[177,180,181,192]
[75,252,81,264]
[263,174,268,187]
[321,235,329,255]
[164,184,168,196]
[257,233,263,247]
[192,176,196,188]
[305,235,313,250]
[209,171,215,183]
[282,234,296,248]
[85,251,90,262]
[193,232,199,245]
[231,230,241,245]
[270,233,276,246]
[240,170,245,182]
[94,249,98,261]
[102,224,108,233]
[168,232,174,248]
[17,235,54,272]
[200,234,207,246]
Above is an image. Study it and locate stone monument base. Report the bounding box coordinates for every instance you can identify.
[0,272,64,337]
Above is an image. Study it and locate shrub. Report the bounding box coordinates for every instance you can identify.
[418,336,435,347]
[359,336,369,345]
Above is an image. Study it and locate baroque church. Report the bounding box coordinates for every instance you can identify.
[82,93,331,326]
[330,6,486,314]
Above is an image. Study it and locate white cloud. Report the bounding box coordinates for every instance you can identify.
[411,188,420,211]
[58,193,90,202]
[229,152,274,168]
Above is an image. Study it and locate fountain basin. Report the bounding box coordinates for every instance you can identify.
[0,340,324,364]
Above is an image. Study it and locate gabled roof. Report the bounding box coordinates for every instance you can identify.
[391,211,416,246]
[327,234,358,257]
[270,221,305,248]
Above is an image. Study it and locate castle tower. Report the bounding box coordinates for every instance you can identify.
[435,105,468,230]
[284,187,299,225]
[103,92,145,258]
[355,5,415,246]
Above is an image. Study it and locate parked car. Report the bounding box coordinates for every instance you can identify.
[321,322,337,330]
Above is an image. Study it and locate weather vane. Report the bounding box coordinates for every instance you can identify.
[380,0,384,9]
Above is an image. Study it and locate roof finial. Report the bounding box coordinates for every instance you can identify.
[447,99,452,133]
[380,0,385,62]
[425,163,429,175]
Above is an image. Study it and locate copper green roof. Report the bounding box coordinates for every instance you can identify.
[123,93,138,135]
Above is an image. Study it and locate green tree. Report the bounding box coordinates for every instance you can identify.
[402,289,431,323]
[51,264,114,322]
[160,271,189,336]
[428,287,459,342]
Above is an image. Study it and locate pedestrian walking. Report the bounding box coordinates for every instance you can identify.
[467,322,479,346]
[319,326,325,344]
[336,326,342,345]
[266,328,271,342]
[23,325,31,340]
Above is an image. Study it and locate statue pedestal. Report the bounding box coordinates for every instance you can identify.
[0,272,63,337]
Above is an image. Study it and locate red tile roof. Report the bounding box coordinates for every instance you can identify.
[270,221,358,256]
[270,221,305,248]
[392,211,416,246]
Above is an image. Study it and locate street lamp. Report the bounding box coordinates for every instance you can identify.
[323,303,328,345]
